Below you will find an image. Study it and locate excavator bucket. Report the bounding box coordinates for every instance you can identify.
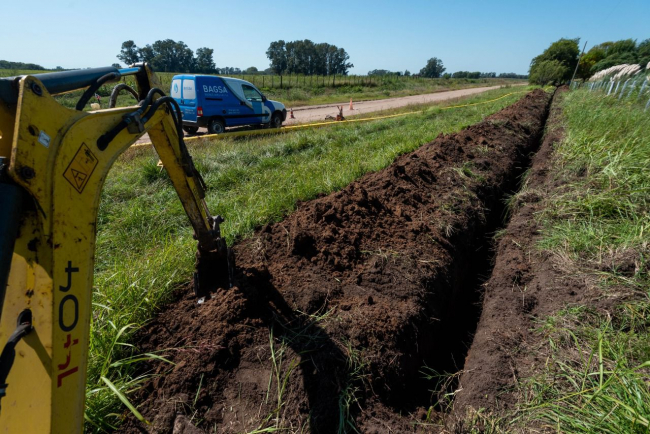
[193,217,235,300]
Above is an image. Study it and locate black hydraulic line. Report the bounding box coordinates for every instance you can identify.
[142,96,197,177]
[137,87,166,111]
[96,119,129,151]
[75,72,119,111]
[0,310,33,414]
[96,87,166,151]
[35,66,119,96]
[142,96,182,132]
[108,83,139,108]
[0,164,24,321]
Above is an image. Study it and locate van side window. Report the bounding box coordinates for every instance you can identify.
[242,85,262,102]
[171,79,182,98]
[182,79,196,99]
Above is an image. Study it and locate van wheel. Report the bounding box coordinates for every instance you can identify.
[208,119,225,134]
[183,126,199,135]
[270,113,283,129]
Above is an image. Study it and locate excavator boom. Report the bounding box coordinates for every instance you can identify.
[0,64,230,432]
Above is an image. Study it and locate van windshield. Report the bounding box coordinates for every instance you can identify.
[242,84,263,102]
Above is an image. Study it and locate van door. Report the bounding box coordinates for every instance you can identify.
[241,84,270,125]
[181,78,197,122]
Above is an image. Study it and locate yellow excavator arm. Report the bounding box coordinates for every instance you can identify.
[0,64,230,432]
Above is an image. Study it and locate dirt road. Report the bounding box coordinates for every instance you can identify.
[284,84,509,124]
[135,85,513,143]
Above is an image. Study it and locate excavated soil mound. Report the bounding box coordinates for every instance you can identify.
[122,89,551,433]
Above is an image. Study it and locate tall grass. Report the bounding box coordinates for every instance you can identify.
[85,87,531,430]
[519,89,650,432]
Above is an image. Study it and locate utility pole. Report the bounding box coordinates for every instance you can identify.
[570,40,588,86]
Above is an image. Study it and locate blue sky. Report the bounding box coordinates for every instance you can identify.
[1,0,648,74]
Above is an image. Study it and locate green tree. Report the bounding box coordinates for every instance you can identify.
[0,61,45,70]
[335,47,354,74]
[149,39,194,72]
[117,40,140,66]
[368,69,393,76]
[195,47,216,73]
[529,59,568,85]
[591,52,638,73]
[577,47,606,80]
[419,57,445,78]
[244,66,259,74]
[138,44,155,64]
[529,38,579,83]
[266,40,288,87]
[637,39,650,66]
[608,39,637,55]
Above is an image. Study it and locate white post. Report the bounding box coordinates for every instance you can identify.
[626,79,638,98]
[607,81,615,95]
[638,80,648,100]
[619,79,631,100]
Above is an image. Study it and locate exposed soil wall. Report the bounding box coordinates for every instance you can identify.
[121,89,552,433]
[452,88,594,417]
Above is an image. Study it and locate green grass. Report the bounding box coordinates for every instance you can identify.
[524,304,650,433]
[83,86,531,430]
[0,67,524,109]
[509,89,650,432]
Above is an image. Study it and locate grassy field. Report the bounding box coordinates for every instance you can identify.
[0,67,524,109]
[525,90,650,432]
[84,87,532,430]
[473,89,650,432]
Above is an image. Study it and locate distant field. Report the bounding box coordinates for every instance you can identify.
[0,68,525,108]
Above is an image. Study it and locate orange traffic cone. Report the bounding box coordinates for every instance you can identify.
[290,108,295,119]
[349,98,354,110]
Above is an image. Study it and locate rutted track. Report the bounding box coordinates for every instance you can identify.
[121,89,552,433]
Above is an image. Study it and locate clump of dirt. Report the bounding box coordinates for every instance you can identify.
[121,90,552,433]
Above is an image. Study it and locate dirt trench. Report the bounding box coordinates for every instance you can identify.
[451,87,605,418]
[121,89,553,433]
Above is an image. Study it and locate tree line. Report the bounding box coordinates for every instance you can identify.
[0,60,46,70]
[369,58,525,80]
[529,37,650,85]
[266,39,353,76]
[118,40,223,73]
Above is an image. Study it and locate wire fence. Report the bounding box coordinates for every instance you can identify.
[572,75,650,111]
[152,72,494,91]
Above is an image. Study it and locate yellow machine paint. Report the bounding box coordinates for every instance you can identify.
[0,65,229,432]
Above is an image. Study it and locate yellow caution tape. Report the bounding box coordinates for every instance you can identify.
[132,90,528,148]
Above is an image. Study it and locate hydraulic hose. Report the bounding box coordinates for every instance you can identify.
[75,72,119,111]
[143,96,183,133]
[96,87,166,151]
[0,310,33,414]
[0,162,23,321]
[108,83,139,108]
